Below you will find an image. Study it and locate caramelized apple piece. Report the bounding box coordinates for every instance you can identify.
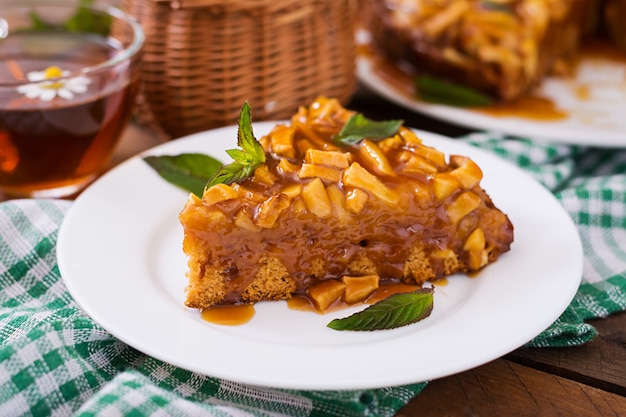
[433,173,461,201]
[345,188,369,214]
[357,139,396,177]
[343,162,399,205]
[464,227,488,269]
[304,149,350,169]
[341,274,380,304]
[450,155,483,189]
[326,183,349,220]
[447,191,481,223]
[255,194,291,228]
[298,164,342,183]
[202,183,238,204]
[270,125,296,158]
[301,178,332,218]
[307,279,346,311]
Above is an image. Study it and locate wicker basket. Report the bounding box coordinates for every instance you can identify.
[121,0,358,139]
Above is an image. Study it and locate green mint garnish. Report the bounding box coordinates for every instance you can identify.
[333,113,404,146]
[143,153,223,197]
[327,287,434,331]
[29,0,111,36]
[205,101,266,188]
[415,76,493,107]
[143,101,264,196]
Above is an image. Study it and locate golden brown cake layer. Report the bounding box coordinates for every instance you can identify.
[179,98,514,309]
[367,0,591,101]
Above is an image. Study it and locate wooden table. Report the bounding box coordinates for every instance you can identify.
[2,89,624,416]
[348,90,626,417]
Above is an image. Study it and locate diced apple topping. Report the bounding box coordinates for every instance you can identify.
[409,144,446,167]
[253,165,278,186]
[378,134,404,153]
[304,149,350,169]
[281,183,303,199]
[433,173,461,201]
[343,162,399,205]
[398,127,422,144]
[341,274,380,304]
[301,178,332,218]
[447,191,481,223]
[277,159,301,175]
[307,279,346,311]
[326,183,349,220]
[255,194,291,228]
[269,125,296,158]
[357,139,396,177]
[232,184,266,203]
[345,188,369,214]
[464,227,488,269]
[449,155,483,189]
[234,208,260,232]
[203,183,238,204]
[401,152,438,175]
[298,163,342,183]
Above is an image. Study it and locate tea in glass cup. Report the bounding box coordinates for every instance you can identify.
[0,0,144,198]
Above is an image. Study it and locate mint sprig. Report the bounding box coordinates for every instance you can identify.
[415,76,493,107]
[143,101,264,196]
[206,101,266,188]
[327,287,434,331]
[333,113,404,146]
[29,0,111,36]
[143,153,222,197]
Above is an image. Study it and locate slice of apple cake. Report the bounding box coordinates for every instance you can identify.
[179,97,514,309]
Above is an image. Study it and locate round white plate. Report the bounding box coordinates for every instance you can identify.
[57,122,583,390]
[357,51,626,147]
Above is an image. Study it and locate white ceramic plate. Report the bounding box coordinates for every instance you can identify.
[357,50,626,147]
[57,122,583,390]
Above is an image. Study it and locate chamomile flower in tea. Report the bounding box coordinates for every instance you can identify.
[16,66,91,101]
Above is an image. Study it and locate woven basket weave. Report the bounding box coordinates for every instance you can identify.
[121,0,358,139]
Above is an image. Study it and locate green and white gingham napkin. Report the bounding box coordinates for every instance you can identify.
[2,134,626,416]
[465,132,626,346]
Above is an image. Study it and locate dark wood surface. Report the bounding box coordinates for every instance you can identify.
[346,89,626,417]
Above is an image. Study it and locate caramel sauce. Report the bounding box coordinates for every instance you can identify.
[433,277,449,287]
[574,85,591,101]
[201,282,424,326]
[476,96,568,121]
[287,282,421,314]
[287,294,350,314]
[365,282,421,304]
[201,304,255,326]
[286,295,316,312]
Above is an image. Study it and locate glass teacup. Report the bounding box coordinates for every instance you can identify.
[0,0,144,198]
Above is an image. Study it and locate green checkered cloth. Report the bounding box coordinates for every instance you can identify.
[1,134,626,416]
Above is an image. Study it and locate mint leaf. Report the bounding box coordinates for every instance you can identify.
[28,0,111,36]
[415,76,493,107]
[206,161,257,187]
[206,101,266,188]
[143,153,222,197]
[327,287,434,331]
[333,113,404,146]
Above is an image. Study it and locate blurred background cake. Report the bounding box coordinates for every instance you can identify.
[365,0,625,102]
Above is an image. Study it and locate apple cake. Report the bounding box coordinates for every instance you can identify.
[366,0,595,101]
[179,97,514,310]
